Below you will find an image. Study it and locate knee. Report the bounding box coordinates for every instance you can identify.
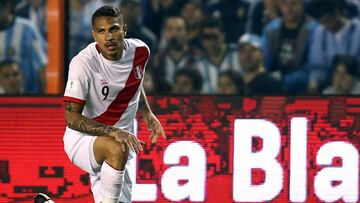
[106,143,129,170]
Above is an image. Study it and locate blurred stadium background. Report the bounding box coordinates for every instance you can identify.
[0,0,359,202]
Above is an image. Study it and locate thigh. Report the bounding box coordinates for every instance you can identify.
[66,135,100,174]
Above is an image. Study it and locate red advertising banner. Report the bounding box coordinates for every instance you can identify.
[0,96,359,203]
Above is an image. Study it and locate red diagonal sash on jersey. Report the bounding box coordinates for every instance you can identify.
[94,47,148,125]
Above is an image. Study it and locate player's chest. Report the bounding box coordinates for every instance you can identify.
[89,64,144,101]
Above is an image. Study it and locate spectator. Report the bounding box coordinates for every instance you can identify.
[307,0,360,93]
[344,0,360,19]
[196,18,241,93]
[0,0,47,93]
[0,60,24,94]
[238,33,283,95]
[205,0,250,43]
[16,0,48,39]
[306,0,360,19]
[262,0,318,94]
[151,16,197,93]
[181,0,205,49]
[121,0,157,52]
[217,70,244,94]
[68,0,94,59]
[142,0,186,38]
[172,68,203,94]
[323,55,360,95]
[247,0,280,35]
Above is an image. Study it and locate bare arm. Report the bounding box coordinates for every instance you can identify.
[64,101,143,152]
[138,88,166,143]
[65,101,115,136]
[138,88,152,115]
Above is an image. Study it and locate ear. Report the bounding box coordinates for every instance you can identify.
[124,23,127,36]
[92,30,96,41]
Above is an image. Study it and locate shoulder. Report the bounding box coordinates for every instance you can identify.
[264,18,282,31]
[14,17,39,32]
[304,16,319,31]
[69,43,98,74]
[124,38,150,61]
[350,18,360,30]
[125,38,150,52]
[322,86,334,95]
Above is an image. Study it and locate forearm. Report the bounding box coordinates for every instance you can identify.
[139,88,152,115]
[65,101,116,137]
[66,112,115,136]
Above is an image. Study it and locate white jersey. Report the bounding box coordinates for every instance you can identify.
[63,39,150,134]
[195,46,241,93]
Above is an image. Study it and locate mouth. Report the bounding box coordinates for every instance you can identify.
[105,42,117,50]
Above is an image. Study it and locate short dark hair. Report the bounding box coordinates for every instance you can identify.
[332,54,359,77]
[91,6,122,27]
[174,68,203,92]
[310,0,346,19]
[0,59,19,69]
[201,17,224,32]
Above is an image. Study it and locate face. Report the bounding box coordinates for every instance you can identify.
[122,2,141,24]
[0,63,23,94]
[163,17,187,50]
[279,0,303,21]
[0,2,13,23]
[172,75,194,94]
[319,14,339,32]
[181,2,203,26]
[332,64,354,94]
[30,0,44,8]
[92,16,127,60]
[201,27,224,53]
[217,75,239,94]
[239,44,263,71]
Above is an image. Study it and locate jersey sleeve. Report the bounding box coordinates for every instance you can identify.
[63,58,90,104]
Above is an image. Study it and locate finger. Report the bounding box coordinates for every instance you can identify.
[124,138,135,153]
[151,131,158,144]
[121,143,126,152]
[160,127,166,139]
[130,134,142,152]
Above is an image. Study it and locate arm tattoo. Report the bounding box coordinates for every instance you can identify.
[64,102,115,137]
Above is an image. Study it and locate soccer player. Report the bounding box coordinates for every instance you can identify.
[63,6,165,203]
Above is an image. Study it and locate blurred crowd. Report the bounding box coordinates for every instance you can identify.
[0,0,360,95]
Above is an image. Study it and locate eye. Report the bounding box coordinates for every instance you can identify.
[110,27,120,33]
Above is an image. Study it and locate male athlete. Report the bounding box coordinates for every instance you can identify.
[63,6,165,203]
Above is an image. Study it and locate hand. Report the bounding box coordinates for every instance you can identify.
[143,112,166,144]
[109,129,144,153]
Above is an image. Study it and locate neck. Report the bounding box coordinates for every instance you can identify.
[169,46,187,61]
[208,44,226,64]
[284,16,302,29]
[333,17,347,32]
[104,49,123,61]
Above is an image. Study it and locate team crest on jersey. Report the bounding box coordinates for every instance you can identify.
[134,65,143,80]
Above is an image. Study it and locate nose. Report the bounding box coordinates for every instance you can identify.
[106,31,114,41]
